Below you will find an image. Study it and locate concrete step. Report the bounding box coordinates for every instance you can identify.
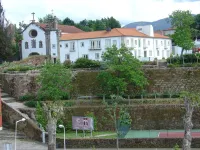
[0,129,26,140]
[1,92,9,98]
[1,97,16,103]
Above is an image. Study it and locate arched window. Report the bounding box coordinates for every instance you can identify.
[39,41,43,48]
[25,42,29,49]
[31,40,36,48]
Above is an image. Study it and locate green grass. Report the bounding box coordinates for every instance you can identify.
[57,131,116,139]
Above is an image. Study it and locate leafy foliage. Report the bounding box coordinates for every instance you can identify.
[38,14,62,24]
[73,58,101,68]
[167,53,200,64]
[0,25,13,60]
[36,102,47,130]
[169,10,195,54]
[84,111,97,131]
[37,61,72,101]
[98,44,147,95]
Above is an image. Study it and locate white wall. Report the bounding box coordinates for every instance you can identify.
[136,25,154,37]
[59,36,172,63]
[59,37,121,63]
[124,37,171,60]
[21,24,46,59]
[50,31,58,58]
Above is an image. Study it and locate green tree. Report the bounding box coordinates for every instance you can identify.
[180,92,200,150]
[37,61,71,150]
[169,10,195,56]
[97,44,147,96]
[62,17,75,26]
[102,17,121,29]
[103,95,132,150]
[38,14,62,24]
[0,25,13,61]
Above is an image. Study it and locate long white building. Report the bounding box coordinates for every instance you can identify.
[21,18,172,63]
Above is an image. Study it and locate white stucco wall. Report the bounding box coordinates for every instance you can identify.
[136,25,154,37]
[50,31,58,58]
[59,37,121,63]
[59,36,172,63]
[21,24,46,59]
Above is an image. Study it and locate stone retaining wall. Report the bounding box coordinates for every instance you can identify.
[2,101,42,141]
[1,68,200,99]
[56,138,200,148]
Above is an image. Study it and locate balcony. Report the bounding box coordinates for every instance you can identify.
[89,47,102,50]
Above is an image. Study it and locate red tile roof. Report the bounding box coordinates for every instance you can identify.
[60,28,170,41]
[38,23,84,33]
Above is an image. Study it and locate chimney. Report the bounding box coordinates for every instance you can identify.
[136,25,154,37]
[53,16,58,30]
[106,27,111,32]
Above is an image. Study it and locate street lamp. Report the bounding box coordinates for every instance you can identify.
[59,124,66,150]
[15,118,26,150]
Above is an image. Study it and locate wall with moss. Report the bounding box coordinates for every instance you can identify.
[56,138,200,148]
[61,105,200,131]
[1,68,200,98]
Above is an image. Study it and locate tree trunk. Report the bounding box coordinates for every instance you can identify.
[183,97,194,150]
[47,119,57,150]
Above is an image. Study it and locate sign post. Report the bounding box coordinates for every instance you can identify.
[0,88,2,131]
[72,116,94,137]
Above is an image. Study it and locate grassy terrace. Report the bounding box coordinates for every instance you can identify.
[57,131,116,139]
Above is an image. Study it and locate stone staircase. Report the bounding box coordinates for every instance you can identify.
[0,127,26,140]
[1,90,28,109]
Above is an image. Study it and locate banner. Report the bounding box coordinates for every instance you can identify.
[72,116,94,130]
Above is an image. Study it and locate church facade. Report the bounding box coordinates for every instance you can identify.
[21,16,84,62]
[21,17,172,63]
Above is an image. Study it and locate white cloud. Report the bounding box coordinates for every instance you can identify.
[2,0,200,26]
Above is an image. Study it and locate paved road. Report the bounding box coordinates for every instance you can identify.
[1,139,200,150]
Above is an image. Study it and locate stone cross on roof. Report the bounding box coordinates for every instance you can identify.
[31,12,35,23]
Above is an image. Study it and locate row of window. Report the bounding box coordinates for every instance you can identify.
[65,53,100,61]
[60,39,170,51]
[137,50,170,57]
[126,39,170,47]
[25,40,43,49]
[65,49,170,61]
[60,39,118,51]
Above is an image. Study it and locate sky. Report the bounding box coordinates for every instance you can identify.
[2,0,200,26]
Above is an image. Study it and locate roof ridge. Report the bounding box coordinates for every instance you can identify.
[114,28,125,36]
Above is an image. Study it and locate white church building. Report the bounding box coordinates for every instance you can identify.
[21,16,172,63]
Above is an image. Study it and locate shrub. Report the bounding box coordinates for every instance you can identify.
[73,58,101,68]
[63,60,71,68]
[19,94,36,102]
[5,65,33,72]
[24,100,38,108]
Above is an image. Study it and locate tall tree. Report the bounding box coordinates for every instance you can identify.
[37,61,71,150]
[103,95,132,150]
[191,14,200,40]
[38,14,62,24]
[102,17,121,29]
[0,25,13,61]
[97,44,147,96]
[180,92,200,150]
[62,17,75,26]
[169,10,195,55]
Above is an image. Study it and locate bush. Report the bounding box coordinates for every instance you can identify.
[73,58,101,68]
[24,100,38,108]
[19,94,36,102]
[63,60,71,68]
[4,65,33,72]
[167,53,200,65]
